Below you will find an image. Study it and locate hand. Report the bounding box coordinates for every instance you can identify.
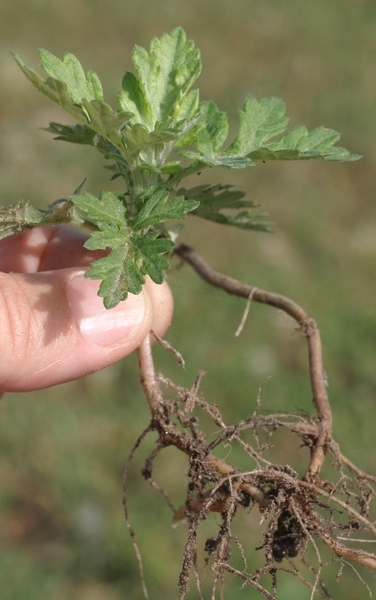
[0,226,173,393]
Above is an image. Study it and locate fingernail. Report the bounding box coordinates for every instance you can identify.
[67,271,146,346]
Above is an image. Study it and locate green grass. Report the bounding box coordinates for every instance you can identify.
[1,1,376,598]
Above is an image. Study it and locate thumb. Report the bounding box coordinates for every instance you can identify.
[0,269,173,393]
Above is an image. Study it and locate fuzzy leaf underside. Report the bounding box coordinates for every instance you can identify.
[81,100,132,150]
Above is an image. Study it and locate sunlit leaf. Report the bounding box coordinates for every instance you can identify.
[38,49,104,104]
[70,191,128,227]
[7,29,361,308]
[249,126,361,162]
[224,95,289,156]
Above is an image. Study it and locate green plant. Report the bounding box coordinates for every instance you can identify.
[2,27,375,599]
[4,27,358,308]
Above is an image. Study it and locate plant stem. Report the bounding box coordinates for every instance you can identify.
[137,335,164,414]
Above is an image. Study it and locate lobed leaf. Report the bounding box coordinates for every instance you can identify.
[121,123,177,155]
[134,232,174,283]
[193,101,229,156]
[83,227,173,308]
[130,27,201,129]
[70,190,128,228]
[44,122,98,145]
[180,184,273,232]
[118,28,201,133]
[86,246,145,309]
[80,99,132,151]
[249,125,362,162]
[38,49,104,104]
[10,50,133,153]
[181,184,257,210]
[83,223,125,251]
[132,186,199,231]
[8,29,361,309]
[10,51,86,120]
[173,89,200,123]
[193,208,273,232]
[223,95,289,156]
[181,94,360,167]
[118,71,151,127]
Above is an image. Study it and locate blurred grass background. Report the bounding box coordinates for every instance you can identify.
[0,1,376,598]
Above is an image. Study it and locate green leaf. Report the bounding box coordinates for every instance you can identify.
[82,223,122,251]
[10,50,133,153]
[174,89,200,123]
[118,71,151,126]
[194,101,229,156]
[44,122,98,145]
[179,150,254,169]
[160,161,184,175]
[82,221,145,308]
[178,100,257,168]
[223,95,289,156]
[83,226,173,308]
[8,30,361,309]
[180,184,273,232]
[119,27,201,130]
[195,209,273,231]
[70,190,128,227]
[121,123,177,155]
[134,231,174,283]
[182,94,360,167]
[132,186,199,231]
[80,99,133,150]
[249,125,361,162]
[86,246,145,309]
[38,49,104,104]
[182,184,256,210]
[11,51,85,118]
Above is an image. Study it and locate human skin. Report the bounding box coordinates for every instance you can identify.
[0,226,173,393]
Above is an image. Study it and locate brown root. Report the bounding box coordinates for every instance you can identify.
[123,245,375,599]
